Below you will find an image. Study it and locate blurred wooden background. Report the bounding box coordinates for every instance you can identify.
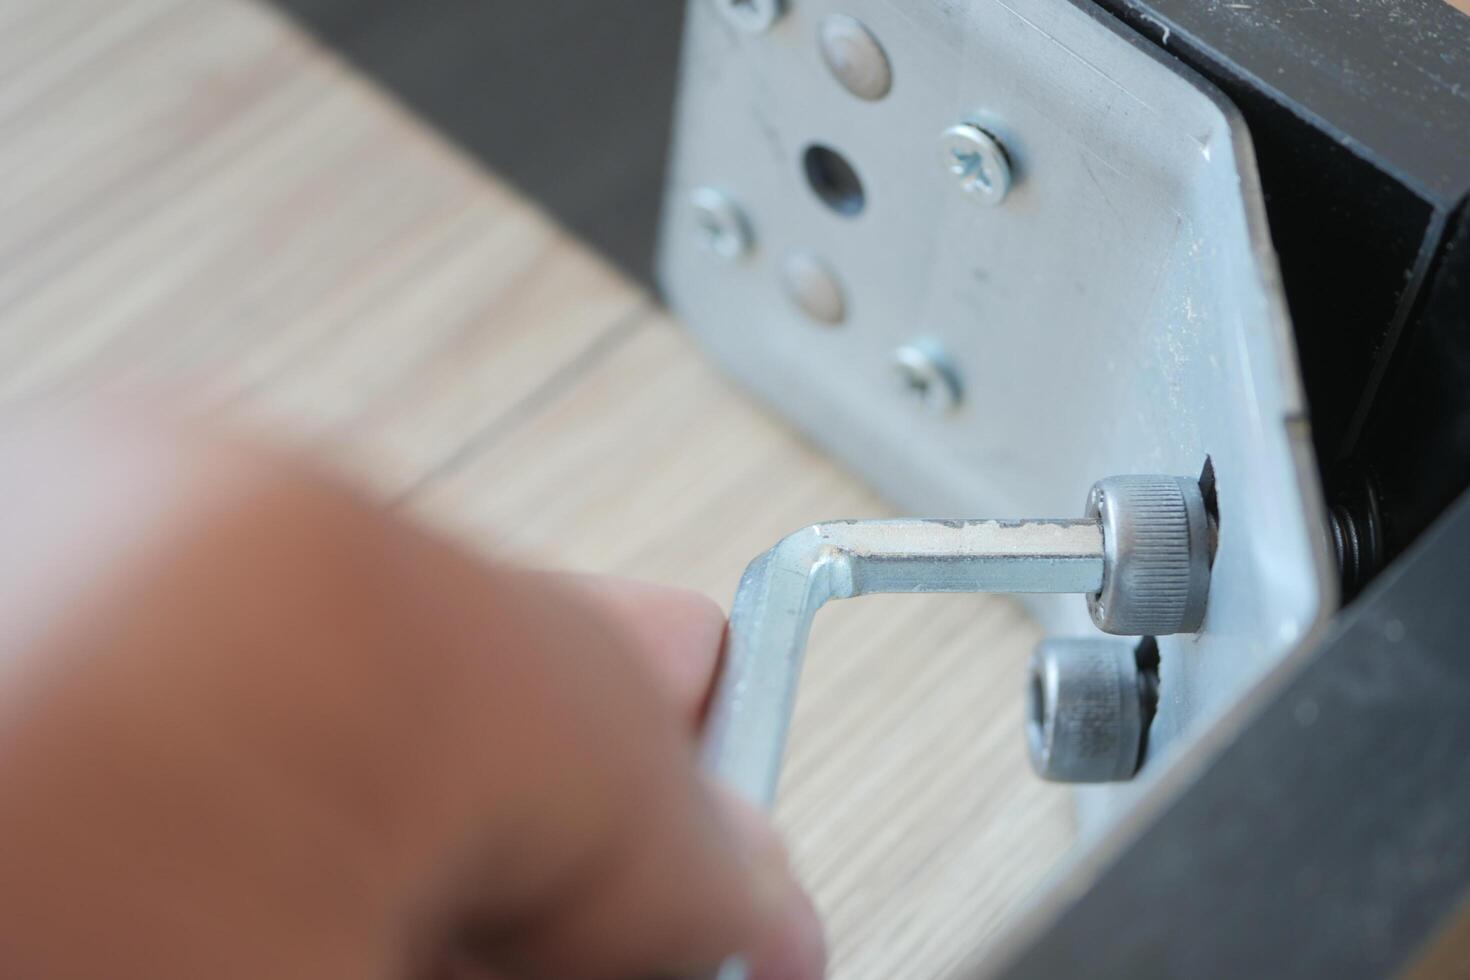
[0,1,1074,976]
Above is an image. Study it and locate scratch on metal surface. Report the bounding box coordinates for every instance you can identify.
[988,0,1211,155]
[1081,150,1124,221]
[1080,143,1127,181]
[989,0,1160,114]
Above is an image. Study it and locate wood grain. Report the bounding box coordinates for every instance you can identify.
[0,1,1075,976]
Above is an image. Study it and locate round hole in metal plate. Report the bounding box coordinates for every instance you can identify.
[802,144,866,217]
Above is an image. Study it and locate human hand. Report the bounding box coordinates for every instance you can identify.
[0,410,825,980]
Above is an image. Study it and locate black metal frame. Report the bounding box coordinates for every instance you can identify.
[268,0,688,285]
[980,483,1470,979]
[1087,0,1470,588]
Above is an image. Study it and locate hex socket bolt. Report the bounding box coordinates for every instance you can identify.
[1086,475,1211,636]
[701,475,1209,980]
[705,474,1208,800]
[1027,637,1150,783]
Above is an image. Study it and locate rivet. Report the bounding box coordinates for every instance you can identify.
[818,14,892,101]
[781,252,846,325]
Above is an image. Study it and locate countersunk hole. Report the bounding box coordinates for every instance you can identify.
[803,144,866,216]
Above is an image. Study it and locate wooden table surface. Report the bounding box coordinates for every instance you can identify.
[0,1,1075,976]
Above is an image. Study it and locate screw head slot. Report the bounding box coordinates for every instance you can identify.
[892,341,963,414]
[941,123,1012,206]
[691,187,754,261]
[715,0,784,34]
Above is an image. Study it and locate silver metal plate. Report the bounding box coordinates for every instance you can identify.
[658,0,1335,824]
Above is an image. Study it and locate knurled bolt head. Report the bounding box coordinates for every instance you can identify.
[1026,637,1145,783]
[1087,475,1211,636]
[715,0,785,34]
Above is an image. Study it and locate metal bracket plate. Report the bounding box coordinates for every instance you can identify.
[658,0,1334,821]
